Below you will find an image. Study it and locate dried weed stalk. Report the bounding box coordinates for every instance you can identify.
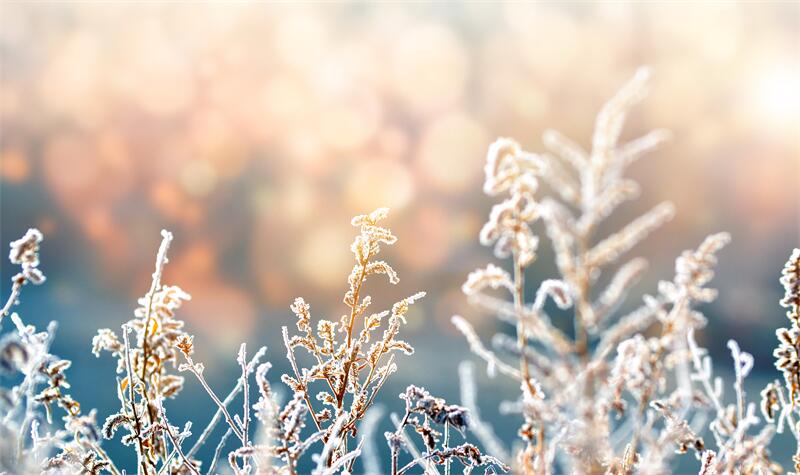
[92,230,199,474]
[453,69,787,474]
[281,207,425,471]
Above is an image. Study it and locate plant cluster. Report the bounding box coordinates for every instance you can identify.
[0,69,796,475]
[452,69,792,474]
[0,209,497,475]
[384,385,507,475]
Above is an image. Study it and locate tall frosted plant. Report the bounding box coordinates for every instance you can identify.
[453,69,781,474]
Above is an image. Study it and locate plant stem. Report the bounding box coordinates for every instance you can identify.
[184,358,244,442]
[0,278,22,320]
[205,427,232,475]
[443,421,451,475]
[339,260,368,408]
[513,253,537,397]
[282,329,322,431]
[159,420,199,475]
[187,357,252,458]
[575,232,591,364]
[240,348,249,449]
[122,327,151,475]
[90,443,121,475]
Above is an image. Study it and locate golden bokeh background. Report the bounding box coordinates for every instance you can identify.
[0,3,798,460]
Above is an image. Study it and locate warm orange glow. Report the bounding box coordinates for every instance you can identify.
[0,148,30,183]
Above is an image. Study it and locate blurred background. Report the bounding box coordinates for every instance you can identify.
[1,1,798,471]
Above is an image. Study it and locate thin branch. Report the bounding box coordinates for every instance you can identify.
[0,279,23,321]
[451,315,522,381]
[457,362,509,462]
[187,346,266,458]
[207,427,232,475]
[122,325,150,475]
[181,357,244,443]
[282,326,321,430]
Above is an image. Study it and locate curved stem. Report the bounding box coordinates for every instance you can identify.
[90,443,121,475]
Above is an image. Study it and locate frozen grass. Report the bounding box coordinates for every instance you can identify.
[0,70,797,474]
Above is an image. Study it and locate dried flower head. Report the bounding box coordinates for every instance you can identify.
[176,335,194,358]
[8,228,45,281]
[2,228,46,319]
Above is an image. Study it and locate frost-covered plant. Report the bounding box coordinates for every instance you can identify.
[92,230,198,473]
[685,334,779,474]
[452,69,782,474]
[1,69,796,475]
[91,209,426,474]
[35,207,429,474]
[281,207,425,472]
[763,248,800,471]
[0,209,433,474]
[385,385,509,475]
[1,229,115,474]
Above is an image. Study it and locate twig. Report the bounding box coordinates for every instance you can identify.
[314,412,348,475]
[338,260,368,410]
[90,442,122,475]
[181,357,244,442]
[155,399,199,475]
[122,326,150,475]
[238,344,250,449]
[0,279,23,320]
[207,427,232,475]
[451,315,521,380]
[282,327,321,430]
[187,346,266,458]
[139,231,173,418]
[457,362,509,462]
